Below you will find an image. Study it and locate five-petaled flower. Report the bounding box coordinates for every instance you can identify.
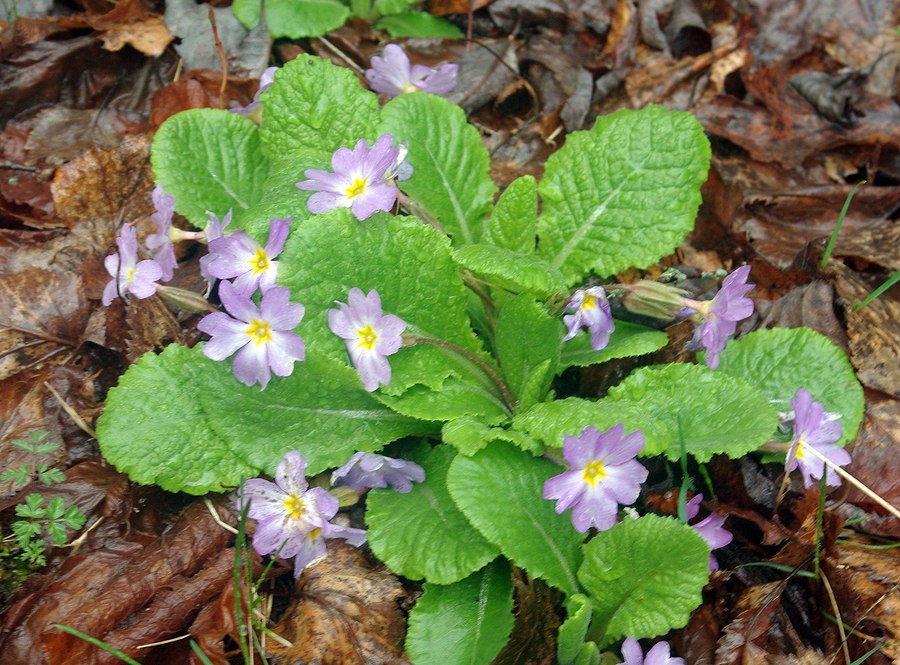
[543,424,648,533]
[296,134,409,221]
[617,638,685,665]
[230,66,278,123]
[785,388,850,488]
[145,184,177,282]
[328,288,406,392]
[686,494,732,571]
[365,44,458,98]
[197,280,305,389]
[205,217,290,297]
[102,224,163,306]
[331,452,425,493]
[562,286,615,351]
[682,265,754,370]
[238,451,367,578]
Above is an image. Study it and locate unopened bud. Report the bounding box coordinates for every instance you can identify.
[156,285,216,313]
[622,281,687,320]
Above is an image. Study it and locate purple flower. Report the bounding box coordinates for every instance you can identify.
[618,638,684,665]
[331,452,425,493]
[296,135,407,221]
[199,209,233,295]
[197,280,305,389]
[145,184,177,282]
[206,217,290,297]
[328,288,406,392]
[365,44,458,98]
[562,287,615,351]
[683,265,754,370]
[785,388,850,488]
[686,494,733,571]
[238,451,367,578]
[543,424,648,533]
[230,66,278,122]
[102,224,163,306]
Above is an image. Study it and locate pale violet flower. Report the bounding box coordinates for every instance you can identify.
[331,452,425,493]
[365,44,458,98]
[785,388,850,488]
[102,224,163,306]
[682,265,754,370]
[206,217,290,297]
[562,286,615,351]
[145,184,177,282]
[197,280,305,389]
[618,638,684,665]
[230,66,278,122]
[296,135,408,221]
[543,424,648,533]
[238,451,366,578]
[686,494,732,571]
[328,288,406,392]
[199,209,233,295]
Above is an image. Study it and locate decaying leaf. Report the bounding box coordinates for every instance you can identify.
[493,568,559,665]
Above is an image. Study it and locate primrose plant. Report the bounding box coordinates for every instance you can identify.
[95,47,865,664]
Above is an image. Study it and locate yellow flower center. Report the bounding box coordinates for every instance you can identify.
[283,494,304,519]
[246,319,272,345]
[307,527,322,540]
[401,83,419,94]
[345,177,367,199]
[357,323,378,351]
[581,293,596,310]
[795,439,806,459]
[250,247,269,274]
[125,267,136,285]
[582,461,606,486]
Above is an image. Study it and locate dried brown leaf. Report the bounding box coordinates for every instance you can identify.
[492,569,560,665]
[756,281,848,352]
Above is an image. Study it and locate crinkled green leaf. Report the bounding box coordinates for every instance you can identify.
[442,419,541,456]
[406,558,513,665]
[605,363,778,461]
[537,105,710,284]
[375,11,464,38]
[558,320,668,369]
[578,515,709,643]
[232,0,349,38]
[380,94,495,246]
[487,175,537,254]
[151,109,270,228]
[495,294,561,410]
[453,245,567,297]
[367,443,498,584]
[97,345,429,494]
[512,397,668,456]
[447,442,583,594]
[714,327,863,445]
[278,209,510,423]
[558,594,595,665]
[260,55,379,161]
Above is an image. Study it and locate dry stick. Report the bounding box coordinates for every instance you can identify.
[1,322,77,348]
[801,444,900,521]
[319,37,365,75]
[204,497,239,535]
[820,571,851,665]
[208,6,228,108]
[43,381,97,439]
[136,634,192,649]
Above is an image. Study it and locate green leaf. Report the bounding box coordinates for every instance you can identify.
[36,467,65,485]
[46,521,67,546]
[453,245,567,297]
[380,94,496,246]
[279,209,510,423]
[714,327,864,446]
[45,497,65,520]
[375,11,464,38]
[151,109,270,228]
[63,506,86,530]
[12,520,41,542]
[604,363,779,461]
[537,105,710,284]
[17,494,46,518]
[558,594,594,665]
[487,175,537,254]
[442,419,541,456]
[495,294,561,410]
[232,0,349,38]
[578,515,709,643]
[260,55,379,161]
[558,320,669,369]
[97,344,428,494]
[447,442,583,594]
[367,443,498,584]
[405,558,514,665]
[373,0,416,15]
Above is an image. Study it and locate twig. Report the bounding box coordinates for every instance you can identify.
[319,37,365,75]
[0,322,77,348]
[43,381,96,439]
[208,6,228,108]
[204,497,239,535]
[820,571,851,665]
[137,634,191,649]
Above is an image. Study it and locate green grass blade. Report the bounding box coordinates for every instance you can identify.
[51,625,142,665]
[821,180,865,269]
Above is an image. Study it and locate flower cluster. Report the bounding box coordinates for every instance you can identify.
[785,388,850,487]
[686,494,732,571]
[544,424,648,533]
[297,134,411,221]
[562,286,615,351]
[331,452,424,493]
[618,638,684,665]
[365,44,458,98]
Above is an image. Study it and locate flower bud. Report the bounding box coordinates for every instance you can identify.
[155,285,217,313]
[622,281,687,320]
